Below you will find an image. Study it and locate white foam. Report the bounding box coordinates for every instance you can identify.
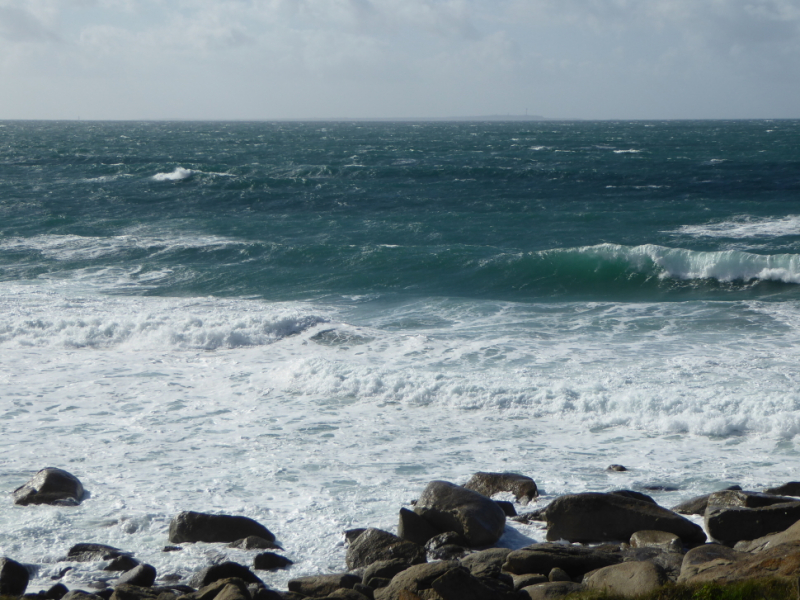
[153,167,195,181]
[672,215,800,239]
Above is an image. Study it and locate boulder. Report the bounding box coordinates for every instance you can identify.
[287,574,360,598]
[512,508,548,524]
[503,543,622,578]
[496,501,517,517]
[324,590,370,600]
[253,553,293,571]
[677,544,748,582]
[463,472,538,505]
[547,568,571,583]
[629,530,682,553]
[584,561,667,597]
[169,512,275,544]
[62,591,105,600]
[545,493,706,545]
[621,547,683,581]
[189,562,263,589]
[519,582,583,600]
[212,583,249,600]
[397,508,440,546]
[734,518,800,552]
[117,564,156,587]
[512,574,548,590]
[682,540,800,583]
[345,528,425,570]
[764,482,800,497]
[104,556,140,572]
[414,481,506,547]
[429,566,518,600]
[705,501,800,545]
[179,578,251,600]
[0,557,30,596]
[609,490,656,505]
[706,490,798,509]
[459,547,513,580]
[43,583,69,600]
[672,486,743,515]
[373,561,459,600]
[607,465,627,472]
[228,537,281,551]
[109,584,159,600]
[12,468,85,506]
[66,544,130,563]
[363,560,412,587]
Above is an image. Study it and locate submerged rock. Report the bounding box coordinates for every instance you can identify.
[12,468,85,506]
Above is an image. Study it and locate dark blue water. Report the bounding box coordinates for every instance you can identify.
[2,120,799,301]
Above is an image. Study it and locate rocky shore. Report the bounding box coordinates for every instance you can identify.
[4,467,800,600]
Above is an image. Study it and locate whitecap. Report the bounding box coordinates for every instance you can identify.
[152,167,194,181]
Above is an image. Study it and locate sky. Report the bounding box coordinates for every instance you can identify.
[0,0,799,120]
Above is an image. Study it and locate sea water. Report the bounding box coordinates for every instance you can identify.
[1,120,800,591]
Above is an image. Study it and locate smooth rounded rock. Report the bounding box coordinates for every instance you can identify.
[12,468,85,506]
[584,561,667,597]
[463,472,539,505]
[169,512,275,544]
[346,528,425,571]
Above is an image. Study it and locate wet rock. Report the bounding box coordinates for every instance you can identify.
[547,568,571,583]
[677,544,748,582]
[423,533,466,561]
[519,581,583,600]
[325,589,370,600]
[414,481,506,547]
[584,561,668,597]
[735,519,800,552]
[629,530,682,553]
[104,557,140,572]
[0,556,30,597]
[463,472,539,505]
[706,490,798,509]
[213,583,250,600]
[178,578,252,600]
[621,547,683,581]
[169,512,275,544]
[363,560,411,588]
[429,566,518,600]
[189,562,263,589]
[503,543,622,578]
[764,482,800,497]
[397,509,440,547]
[682,540,800,583]
[459,547,513,580]
[545,493,706,545]
[228,537,282,551]
[609,490,657,505]
[512,574,548,590]
[288,574,361,598]
[12,468,85,506]
[607,465,627,472]
[705,501,800,545]
[373,561,459,600]
[253,553,293,571]
[671,486,743,515]
[109,584,159,600]
[346,528,426,570]
[66,545,130,563]
[117,565,157,588]
[44,583,70,600]
[495,501,517,517]
[512,508,548,524]
[62,591,105,600]
[345,530,368,545]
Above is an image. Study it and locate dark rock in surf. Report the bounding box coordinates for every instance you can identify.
[607,465,627,472]
[0,556,30,597]
[116,564,156,588]
[253,552,293,571]
[463,472,539,505]
[65,544,131,563]
[12,468,85,506]
[545,493,706,545]
[228,537,281,551]
[496,501,517,517]
[397,508,440,546]
[362,559,411,588]
[189,562,263,588]
[764,482,800,497]
[104,556,140,572]
[43,583,69,600]
[346,528,425,570]
[672,485,743,515]
[169,512,275,544]
[414,481,506,547]
[706,489,799,509]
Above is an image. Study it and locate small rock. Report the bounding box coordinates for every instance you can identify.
[189,562,263,589]
[66,545,130,563]
[117,565,157,588]
[109,583,159,600]
[12,468,85,506]
[607,465,627,472]
[512,574,548,591]
[253,553,293,571]
[547,568,570,583]
[105,557,140,572]
[43,583,69,600]
[460,548,513,580]
[495,501,517,517]
[584,561,668,597]
[629,530,682,553]
[397,509,440,547]
[169,512,275,545]
[162,547,182,553]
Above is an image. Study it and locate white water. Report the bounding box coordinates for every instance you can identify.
[2,285,800,593]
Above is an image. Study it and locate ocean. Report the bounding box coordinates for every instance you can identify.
[1,119,799,591]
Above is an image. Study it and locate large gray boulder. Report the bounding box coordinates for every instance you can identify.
[345,528,425,570]
[463,472,539,505]
[169,512,275,544]
[584,561,667,597]
[0,557,29,597]
[545,493,706,545]
[734,518,800,552]
[705,501,800,545]
[503,543,622,578]
[414,481,506,547]
[12,468,85,506]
